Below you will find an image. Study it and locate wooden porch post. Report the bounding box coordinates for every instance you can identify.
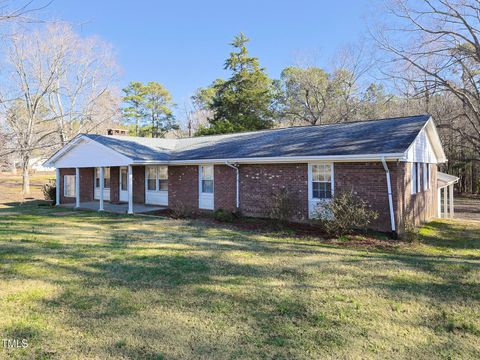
[128,165,133,214]
[99,167,104,211]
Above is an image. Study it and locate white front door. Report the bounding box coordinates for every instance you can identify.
[199,165,214,210]
[119,167,128,202]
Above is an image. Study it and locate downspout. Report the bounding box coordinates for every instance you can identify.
[381,157,396,233]
[225,161,240,209]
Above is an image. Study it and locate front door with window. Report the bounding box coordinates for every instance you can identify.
[119,167,128,202]
[199,165,214,210]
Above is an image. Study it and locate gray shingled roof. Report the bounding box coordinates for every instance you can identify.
[83,114,431,162]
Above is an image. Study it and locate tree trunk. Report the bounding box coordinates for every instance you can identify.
[21,156,30,195]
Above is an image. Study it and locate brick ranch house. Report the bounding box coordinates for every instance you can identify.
[44,114,459,234]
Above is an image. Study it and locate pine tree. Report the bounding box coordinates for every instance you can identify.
[196,33,276,135]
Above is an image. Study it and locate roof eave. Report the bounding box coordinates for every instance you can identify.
[132,153,406,165]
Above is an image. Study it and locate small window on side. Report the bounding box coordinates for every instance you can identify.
[64,175,76,197]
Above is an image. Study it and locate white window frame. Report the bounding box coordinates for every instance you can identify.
[199,165,214,210]
[95,167,110,189]
[308,162,334,218]
[200,165,214,194]
[417,163,421,193]
[145,165,168,192]
[411,162,417,194]
[423,163,429,191]
[145,165,169,206]
[64,175,76,197]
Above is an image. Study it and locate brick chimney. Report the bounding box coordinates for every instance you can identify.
[107,128,128,136]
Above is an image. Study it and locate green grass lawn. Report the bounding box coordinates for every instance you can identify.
[0,201,479,359]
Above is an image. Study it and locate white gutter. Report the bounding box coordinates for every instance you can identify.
[224,161,240,209]
[381,157,396,232]
[133,153,405,166]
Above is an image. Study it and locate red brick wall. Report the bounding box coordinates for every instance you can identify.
[59,168,76,204]
[335,162,401,232]
[214,165,237,212]
[239,164,308,221]
[110,167,119,203]
[168,165,199,213]
[59,167,94,204]
[79,168,94,202]
[132,166,145,203]
[398,162,438,229]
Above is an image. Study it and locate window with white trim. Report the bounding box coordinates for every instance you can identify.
[201,165,214,194]
[416,163,421,192]
[146,166,168,191]
[64,175,76,197]
[120,168,128,191]
[411,162,417,194]
[146,166,156,190]
[311,164,332,199]
[158,166,168,191]
[95,167,110,189]
[423,163,430,191]
[411,162,425,194]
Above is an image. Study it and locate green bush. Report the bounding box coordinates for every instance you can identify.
[314,191,378,237]
[213,209,235,222]
[42,180,56,205]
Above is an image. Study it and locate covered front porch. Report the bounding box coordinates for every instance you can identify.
[437,172,460,219]
[60,201,166,214]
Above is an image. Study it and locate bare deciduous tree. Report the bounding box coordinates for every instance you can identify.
[0,23,121,194]
[372,0,480,158]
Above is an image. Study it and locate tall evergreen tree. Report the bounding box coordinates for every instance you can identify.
[122,81,178,138]
[196,33,276,135]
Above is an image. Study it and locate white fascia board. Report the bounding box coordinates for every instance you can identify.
[426,119,447,162]
[132,153,405,166]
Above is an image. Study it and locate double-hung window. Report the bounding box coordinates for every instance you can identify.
[146,166,168,191]
[158,166,168,191]
[201,165,214,193]
[64,175,76,197]
[95,167,110,189]
[147,166,157,191]
[311,164,332,199]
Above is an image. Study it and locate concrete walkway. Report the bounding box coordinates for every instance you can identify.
[61,201,166,214]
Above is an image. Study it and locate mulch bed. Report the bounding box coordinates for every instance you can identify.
[142,208,401,249]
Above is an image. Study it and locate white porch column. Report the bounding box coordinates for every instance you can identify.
[443,187,448,218]
[437,188,442,218]
[99,167,104,211]
[55,168,60,206]
[75,168,80,208]
[449,184,454,219]
[127,165,133,214]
